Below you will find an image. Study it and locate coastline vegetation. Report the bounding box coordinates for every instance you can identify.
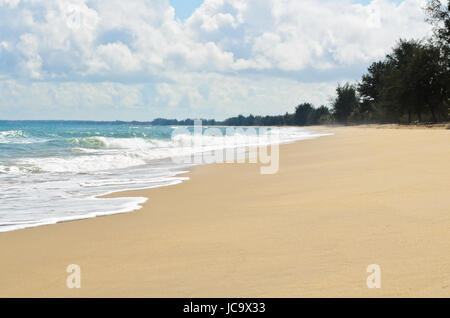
[218,1,450,126]
[158,1,450,127]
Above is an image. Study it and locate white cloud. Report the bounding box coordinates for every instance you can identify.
[0,74,336,120]
[88,42,141,74]
[0,0,19,9]
[16,33,43,79]
[0,79,145,115]
[0,0,433,119]
[186,0,431,71]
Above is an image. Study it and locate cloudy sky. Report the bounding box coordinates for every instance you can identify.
[0,0,432,120]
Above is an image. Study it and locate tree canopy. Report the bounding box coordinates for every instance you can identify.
[149,2,448,127]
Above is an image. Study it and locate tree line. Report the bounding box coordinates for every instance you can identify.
[149,1,448,127]
[302,1,449,125]
[336,1,449,124]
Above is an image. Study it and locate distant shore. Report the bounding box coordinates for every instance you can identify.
[1,119,448,129]
[0,125,449,297]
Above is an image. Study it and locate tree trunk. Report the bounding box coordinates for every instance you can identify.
[417,111,422,122]
[429,106,437,122]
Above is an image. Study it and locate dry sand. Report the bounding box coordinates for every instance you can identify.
[0,126,449,297]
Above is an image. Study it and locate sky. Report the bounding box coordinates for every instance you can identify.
[0,0,433,121]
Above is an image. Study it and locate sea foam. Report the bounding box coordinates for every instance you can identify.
[0,124,331,232]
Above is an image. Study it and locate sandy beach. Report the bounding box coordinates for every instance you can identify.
[0,126,449,298]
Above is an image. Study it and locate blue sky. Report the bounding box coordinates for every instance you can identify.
[170,0,407,20]
[171,0,204,20]
[0,0,432,120]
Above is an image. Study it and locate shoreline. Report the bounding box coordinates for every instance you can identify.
[0,126,449,297]
[2,124,446,234]
[0,126,327,234]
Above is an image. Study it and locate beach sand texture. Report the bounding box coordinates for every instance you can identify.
[0,126,449,297]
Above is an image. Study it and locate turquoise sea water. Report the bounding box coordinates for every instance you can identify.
[0,121,328,232]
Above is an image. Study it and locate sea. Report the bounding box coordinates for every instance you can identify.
[0,121,330,232]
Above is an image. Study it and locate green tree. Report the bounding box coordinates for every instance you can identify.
[309,105,331,124]
[416,43,449,122]
[426,0,450,53]
[425,1,450,122]
[332,83,360,123]
[379,39,448,123]
[379,40,421,122]
[294,103,314,126]
[358,61,391,121]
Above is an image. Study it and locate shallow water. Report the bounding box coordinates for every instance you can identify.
[0,121,329,232]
